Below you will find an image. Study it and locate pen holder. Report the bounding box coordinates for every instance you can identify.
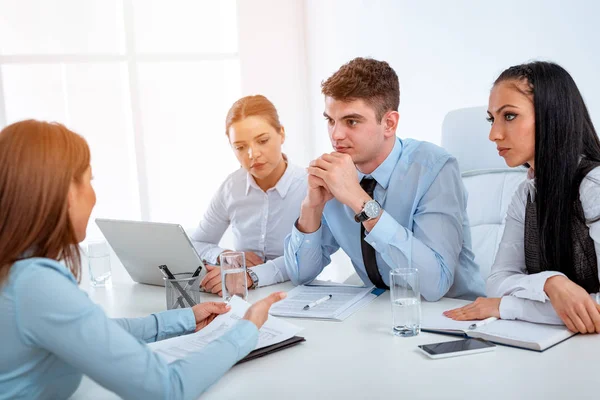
[164,272,201,310]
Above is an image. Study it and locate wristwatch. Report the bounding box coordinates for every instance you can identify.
[354,199,382,222]
[247,268,259,289]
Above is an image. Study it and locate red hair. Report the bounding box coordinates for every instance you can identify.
[225,95,282,135]
[0,120,90,283]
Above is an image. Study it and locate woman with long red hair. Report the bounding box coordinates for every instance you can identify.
[0,120,285,399]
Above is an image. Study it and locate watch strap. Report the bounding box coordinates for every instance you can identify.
[247,267,259,289]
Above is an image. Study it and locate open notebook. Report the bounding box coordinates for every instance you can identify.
[422,315,576,352]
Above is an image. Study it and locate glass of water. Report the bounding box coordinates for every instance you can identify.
[219,251,247,302]
[86,241,112,288]
[390,268,421,337]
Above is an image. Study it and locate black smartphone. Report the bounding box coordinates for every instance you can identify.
[418,338,496,359]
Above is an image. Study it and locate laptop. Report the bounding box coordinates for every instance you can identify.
[95,218,206,286]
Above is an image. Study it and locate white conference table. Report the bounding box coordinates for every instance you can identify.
[73,278,600,400]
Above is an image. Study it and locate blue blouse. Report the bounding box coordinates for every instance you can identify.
[0,257,258,399]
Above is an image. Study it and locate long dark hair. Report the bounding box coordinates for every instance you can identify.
[495,61,600,274]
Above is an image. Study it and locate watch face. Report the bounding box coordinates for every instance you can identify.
[364,200,381,218]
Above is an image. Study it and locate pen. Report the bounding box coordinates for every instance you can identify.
[158,265,197,307]
[190,265,203,279]
[303,294,333,310]
[169,265,203,309]
[468,316,498,330]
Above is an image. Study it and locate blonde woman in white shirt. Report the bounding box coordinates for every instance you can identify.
[445,61,600,334]
[192,95,307,295]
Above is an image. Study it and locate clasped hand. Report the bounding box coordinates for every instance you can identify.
[306,152,367,210]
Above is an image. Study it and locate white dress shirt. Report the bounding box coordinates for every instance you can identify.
[487,166,600,324]
[191,161,307,287]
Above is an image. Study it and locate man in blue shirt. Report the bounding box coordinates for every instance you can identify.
[284,57,484,301]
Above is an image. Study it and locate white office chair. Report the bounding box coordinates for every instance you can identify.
[441,106,527,281]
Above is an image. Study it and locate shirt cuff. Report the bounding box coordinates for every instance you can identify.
[290,222,323,249]
[499,296,523,320]
[203,246,228,265]
[154,308,196,341]
[512,271,565,302]
[220,319,259,360]
[249,260,284,288]
[364,211,409,254]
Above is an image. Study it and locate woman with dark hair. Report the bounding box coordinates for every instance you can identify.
[0,120,285,399]
[445,61,600,334]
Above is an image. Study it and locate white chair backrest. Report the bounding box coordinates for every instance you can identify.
[442,106,527,281]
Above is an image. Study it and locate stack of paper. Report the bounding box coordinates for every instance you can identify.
[269,284,383,321]
[149,296,304,363]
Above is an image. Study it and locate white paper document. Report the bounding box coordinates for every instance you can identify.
[149,296,303,363]
[269,284,380,321]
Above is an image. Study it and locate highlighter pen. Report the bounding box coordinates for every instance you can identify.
[303,294,333,310]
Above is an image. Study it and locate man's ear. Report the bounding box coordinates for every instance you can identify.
[383,111,399,138]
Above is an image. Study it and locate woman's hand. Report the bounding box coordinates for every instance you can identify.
[200,265,223,296]
[201,264,255,295]
[191,302,231,332]
[544,275,600,334]
[243,292,287,329]
[244,251,264,267]
[443,297,501,321]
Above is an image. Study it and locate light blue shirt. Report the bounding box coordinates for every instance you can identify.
[0,257,258,400]
[284,137,485,301]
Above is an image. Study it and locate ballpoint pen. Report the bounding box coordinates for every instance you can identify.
[158,265,197,307]
[468,316,498,330]
[303,294,333,310]
[169,265,203,309]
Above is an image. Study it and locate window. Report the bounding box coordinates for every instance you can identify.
[0,0,241,240]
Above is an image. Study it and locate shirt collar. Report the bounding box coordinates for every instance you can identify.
[245,155,295,197]
[357,137,402,189]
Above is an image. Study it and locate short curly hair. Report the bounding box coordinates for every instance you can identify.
[321,57,400,122]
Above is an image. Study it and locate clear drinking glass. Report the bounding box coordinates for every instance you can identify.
[390,268,421,337]
[86,241,112,287]
[219,251,247,302]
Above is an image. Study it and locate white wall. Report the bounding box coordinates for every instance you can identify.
[304,0,600,154]
[236,0,313,167]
